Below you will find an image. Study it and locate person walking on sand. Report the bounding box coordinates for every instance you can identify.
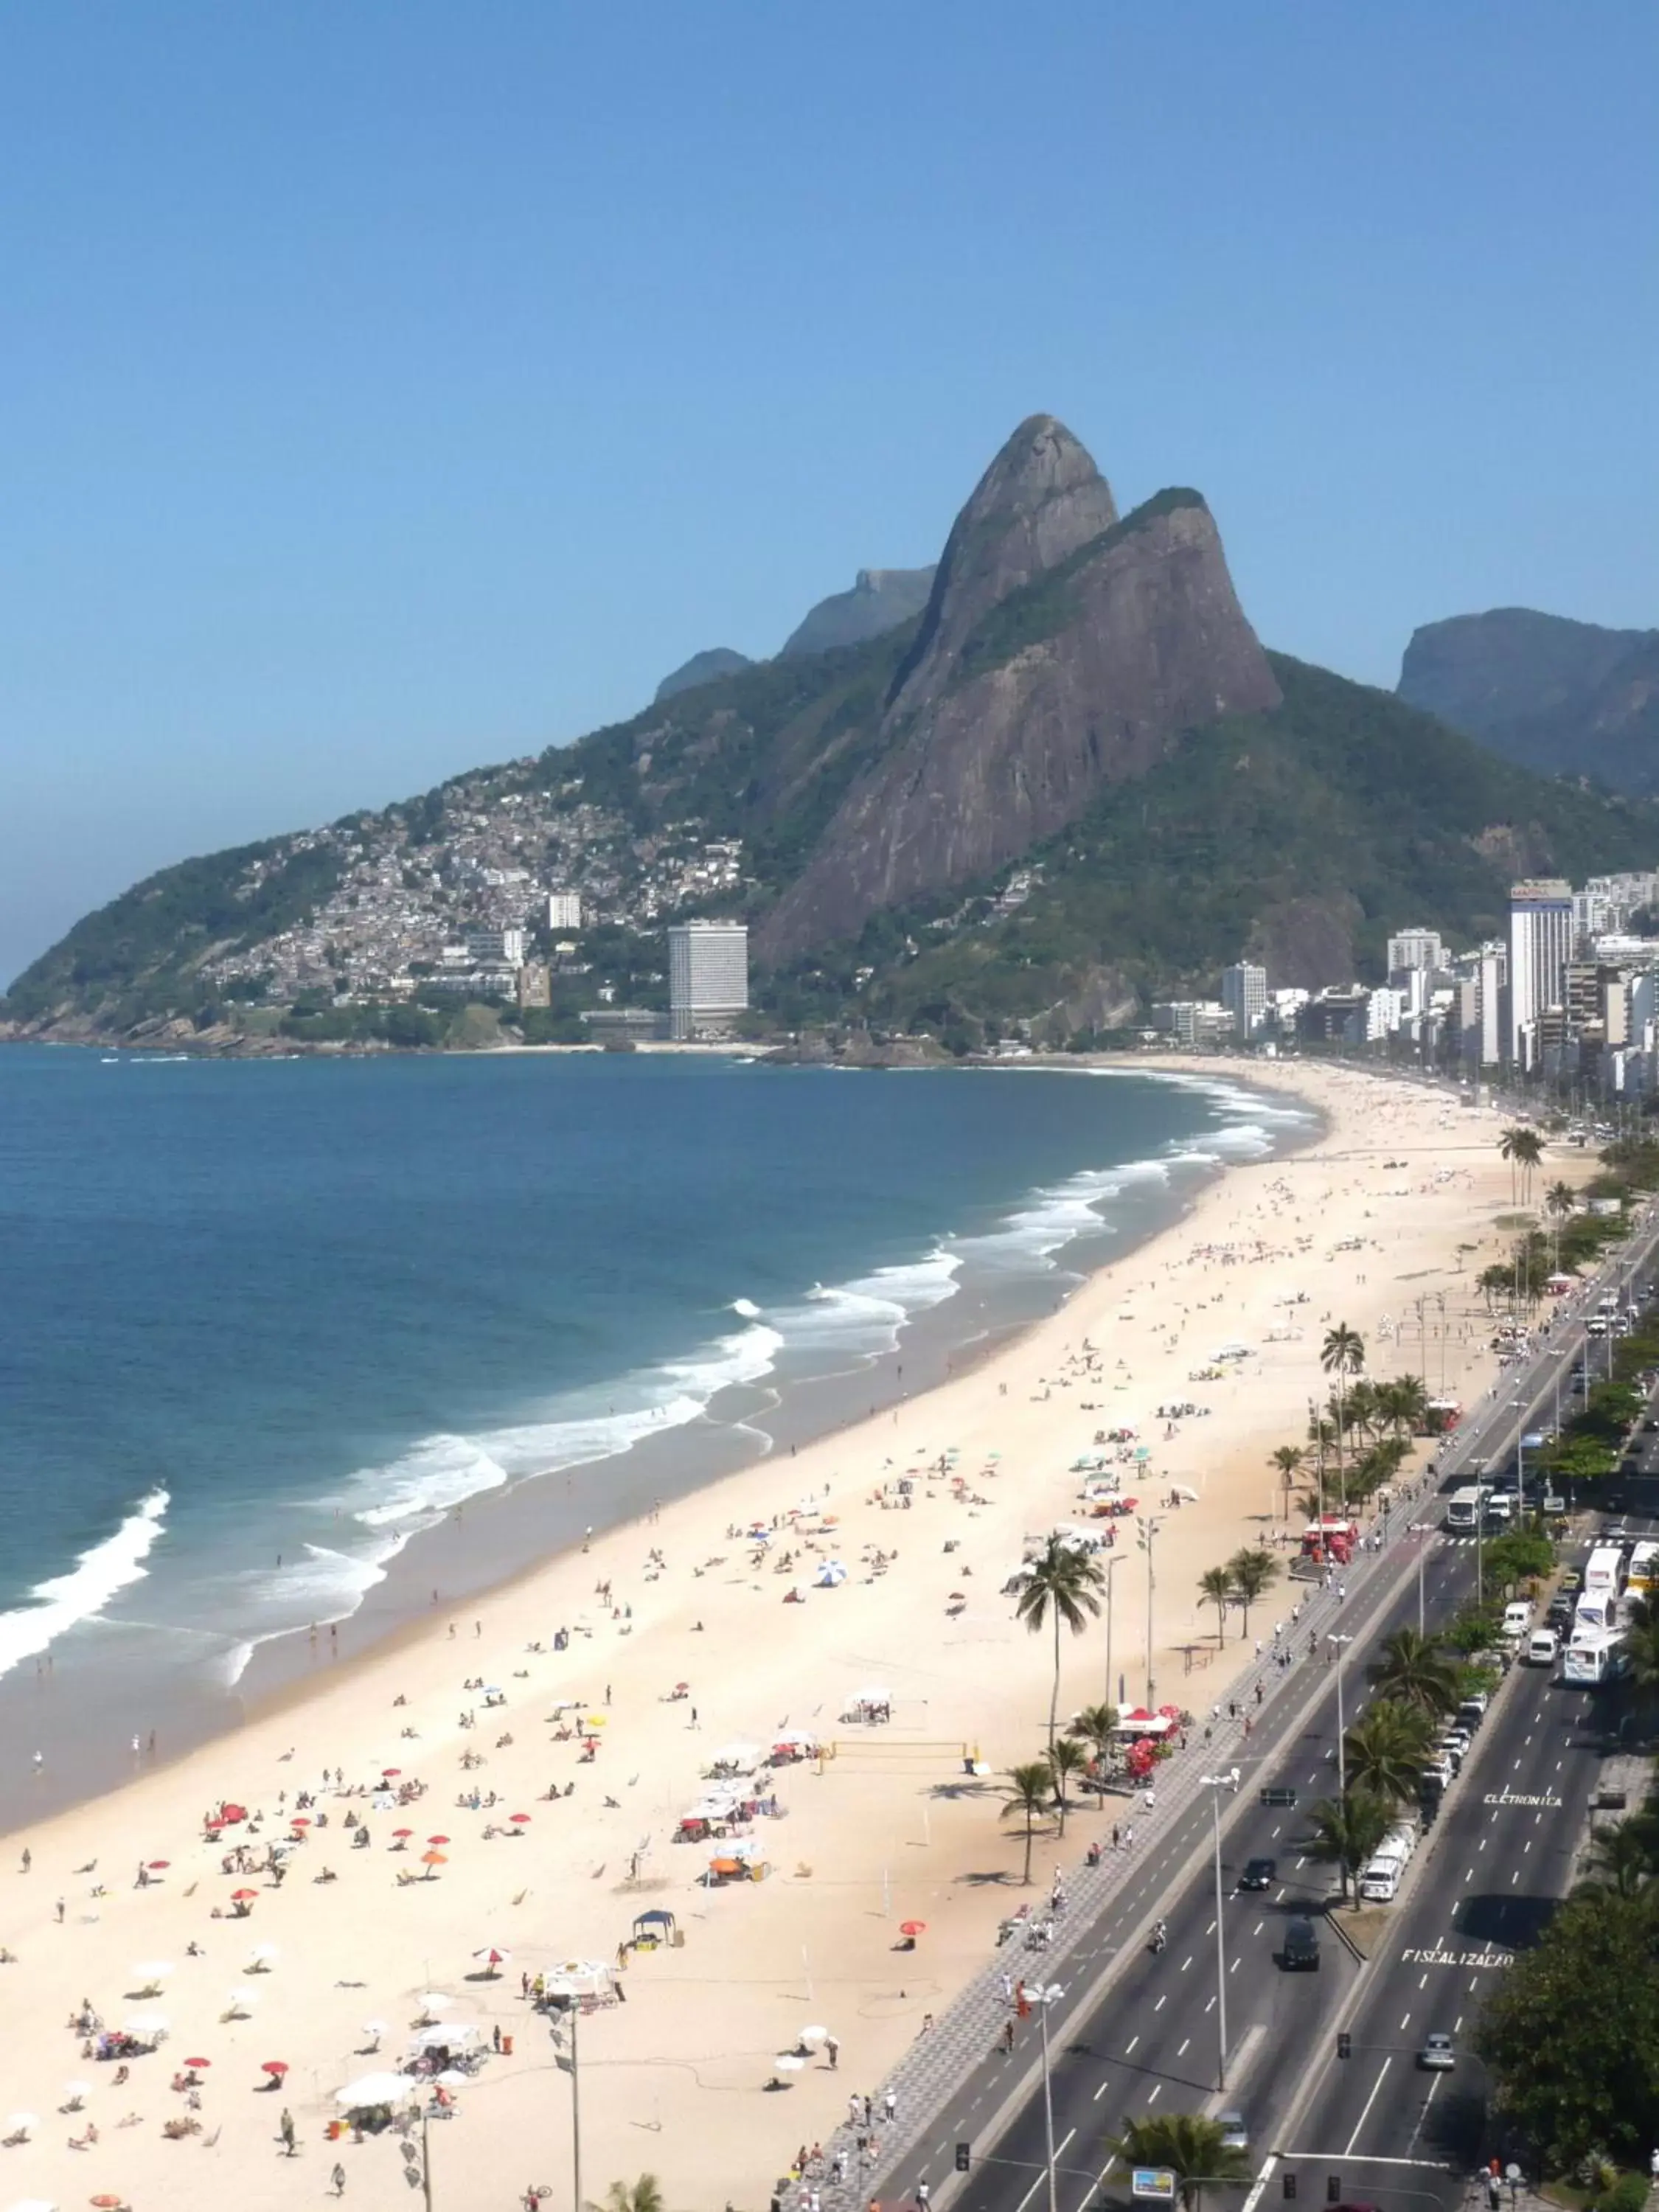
[279,2107,296,2154]
[332,2158,347,2194]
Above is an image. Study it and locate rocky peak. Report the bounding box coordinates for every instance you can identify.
[887,413,1119,716]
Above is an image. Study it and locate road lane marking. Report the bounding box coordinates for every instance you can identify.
[1419,1972,1428,1989]
[1231,1956,1241,1973]
[1093,2081,1110,2102]
[1205,1997,1216,2014]
[1178,2038,1191,2056]
[1148,2084,1163,2104]
[1155,1995,1167,2011]
[1125,2036,1139,2055]
[1254,1920,1265,1935]
[1399,2012,1411,2031]
[1181,1955,1194,1972]
[1346,2056,1394,2154]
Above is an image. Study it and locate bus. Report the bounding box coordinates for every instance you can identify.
[1562,1625,1630,1687]
[1583,1545,1628,1601]
[1445,1485,1488,1534]
[1627,1540,1659,1596]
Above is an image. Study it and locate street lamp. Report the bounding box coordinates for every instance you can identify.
[1408,1523,1433,1634]
[1199,1770,1239,2090]
[1137,1517,1163,1709]
[1029,1980,1065,2212]
[1096,1551,1124,1714]
[1327,1633,1354,1798]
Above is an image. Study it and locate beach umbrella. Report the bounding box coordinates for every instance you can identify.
[181,2058,211,2073]
[5,2114,39,2136]
[130,1960,173,1982]
[230,1888,259,1902]
[381,1768,401,1778]
[799,2026,828,2046]
[145,1860,170,1871]
[435,2069,468,2090]
[289,1816,310,1829]
[770,2056,804,2083]
[10,2197,58,2211]
[508,1813,531,1824]
[427,1834,451,1846]
[91,2199,128,2211]
[472,1947,509,1972]
[416,1992,452,2012]
[260,2061,288,2079]
[223,1987,258,2014]
[361,2020,388,2040]
[62,2081,94,2104]
[249,1942,279,1966]
[422,1851,448,1876]
[220,1802,247,1821]
[900,1920,927,1937]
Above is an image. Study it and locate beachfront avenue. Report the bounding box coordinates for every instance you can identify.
[868,1206,1659,2212]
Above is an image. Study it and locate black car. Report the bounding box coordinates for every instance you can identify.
[1238,1857,1277,1891]
[1281,1917,1321,1969]
[1259,1785,1298,1808]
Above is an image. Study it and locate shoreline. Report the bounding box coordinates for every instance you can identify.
[0,1060,1315,1833]
[0,1060,1536,2212]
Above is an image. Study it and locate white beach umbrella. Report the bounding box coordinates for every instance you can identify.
[131,1959,174,1980]
[434,2069,468,2090]
[411,2023,477,2051]
[60,2081,93,2105]
[771,2055,804,2076]
[416,1992,453,2012]
[249,1941,279,1965]
[7,2197,59,2211]
[799,2025,828,2045]
[223,1985,259,2014]
[361,2020,389,2040]
[4,2115,39,2136]
[335,2071,418,2109]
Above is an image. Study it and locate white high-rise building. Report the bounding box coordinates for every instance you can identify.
[546,891,583,932]
[1508,880,1573,1065]
[1220,961,1267,1039]
[667,919,749,1040]
[1386,926,1444,974]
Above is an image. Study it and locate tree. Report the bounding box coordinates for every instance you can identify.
[1197,1564,1234,1644]
[1304,1790,1394,1904]
[1321,1324,1366,1509]
[590,2180,665,2212]
[1624,1598,1659,1713]
[1343,1701,1435,1804]
[1375,1375,1428,1437]
[1474,1890,1659,2169]
[1048,1737,1091,1835]
[1574,1818,1655,1902]
[1500,1124,1545,1207]
[1344,1378,1381,1446]
[1002,1761,1056,1885]
[1068,1703,1119,1772]
[1015,1537,1105,1750]
[1477,1262,1512,1315]
[1227,1548,1281,1636]
[1108,2115,1252,2212]
[1545,1179,1576,1272]
[1369,1627,1461,1718]
[1270,1444,1304,1516]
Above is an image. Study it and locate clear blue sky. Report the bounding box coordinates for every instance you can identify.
[3,2,1655,986]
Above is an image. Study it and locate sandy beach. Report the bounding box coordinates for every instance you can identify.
[0,1061,1548,2212]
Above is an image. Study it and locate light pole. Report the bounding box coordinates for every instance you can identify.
[1328,1633,1354,1798]
[549,2004,582,2212]
[1101,1553,1123,1714]
[1408,1523,1432,1633]
[1031,1980,1065,2212]
[1138,1517,1163,1709]
[1199,1770,1239,2090]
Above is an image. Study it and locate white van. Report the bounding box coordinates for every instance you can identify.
[1503,1600,1532,1639]
[1527,1627,1560,1668]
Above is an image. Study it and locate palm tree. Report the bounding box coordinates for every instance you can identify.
[1294,1486,1325,1525]
[1197,1563,1234,1645]
[1109,2115,1251,2212]
[1370,1627,1461,1718]
[1343,1700,1436,1805]
[1304,1790,1394,1904]
[1545,1180,1576,1273]
[1376,1375,1428,1438]
[1001,1761,1056,1885]
[1573,1818,1655,1902]
[1048,1736,1091,1836]
[1476,1262,1512,1315]
[1068,1702,1119,1773]
[1321,1323,1366,1510]
[1344,1378,1381,1447]
[1015,1536,1106,1750]
[1227,1547,1281,1636]
[590,2180,664,2212]
[1270,1444,1304,1519]
[1513,1127,1544,1204]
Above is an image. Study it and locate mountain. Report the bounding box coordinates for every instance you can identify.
[9,415,1659,1051]
[1399,608,1659,794]
[759,416,1279,961]
[779,566,936,658]
[655,647,754,703]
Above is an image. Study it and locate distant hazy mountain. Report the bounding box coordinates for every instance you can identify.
[1399,608,1659,793]
[654,647,754,703]
[779,566,936,658]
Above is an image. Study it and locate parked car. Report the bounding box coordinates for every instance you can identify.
[1238,1857,1277,1891]
[1417,2032,1456,2070]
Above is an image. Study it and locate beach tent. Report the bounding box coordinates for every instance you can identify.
[411,2023,479,2051]
[709,1742,762,1772]
[335,2071,419,2110]
[541,1961,613,2001]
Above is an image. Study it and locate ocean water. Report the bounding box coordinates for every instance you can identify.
[0,1048,1313,1788]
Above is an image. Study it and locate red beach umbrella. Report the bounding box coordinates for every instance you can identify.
[508,1813,531,1824]
[147,1860,170,1870]
[900,1919,927,1936]
[183,2056,211,2070]
[381,1768,402,1778]
[427,1834,451,1846]
[290,1817,311,1828]
[231,1888,259,1901]
[220,1802,247,1821]
[204,1818,223,1832]
[261,2059,289,2077]
[392,1827,414,1839]
[91,2197,128,2209]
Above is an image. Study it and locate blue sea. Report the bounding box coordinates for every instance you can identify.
[0,1047,1312,1804]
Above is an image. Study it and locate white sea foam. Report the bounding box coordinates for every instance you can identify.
[0,1488,169,1680]
[957,1158,1173,1271]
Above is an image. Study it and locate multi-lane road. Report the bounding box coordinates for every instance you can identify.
[900,1215,1659,2212]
